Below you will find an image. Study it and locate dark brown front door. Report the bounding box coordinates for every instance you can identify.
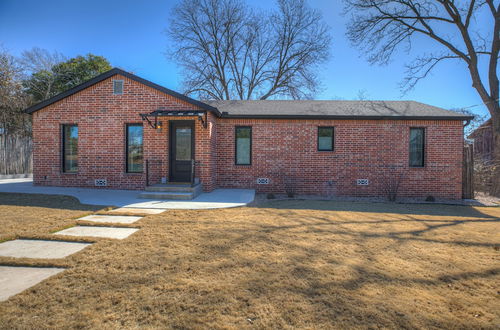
[169,120,194,182]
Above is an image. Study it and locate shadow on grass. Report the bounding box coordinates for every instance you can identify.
[253,199,499,218]
[175,216,498,327]
[184,209,500,327]
[0,192,106,211]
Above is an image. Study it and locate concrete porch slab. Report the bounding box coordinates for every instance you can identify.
[53,226,139,239]
[0,239,91,259]
[78,214,143,223]
[0,179,255,209]
[0,266,65,302]
[106,207,166,215]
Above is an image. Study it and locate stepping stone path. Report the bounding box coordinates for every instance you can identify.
[77,214,142,224]
[0,207,163,301]
[53,225,139,239]
[0,239,91,259]
[0,266,65,302]
[107,207,165,215]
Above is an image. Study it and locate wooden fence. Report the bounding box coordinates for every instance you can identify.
[462,144,474,199]
[0,134,33,175]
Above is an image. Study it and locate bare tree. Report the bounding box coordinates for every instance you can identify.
[345,0,500,195]
[453,107,488,138]
[19,47,66,101]
[167,0,331,100]
[0,49,29,134]
[0,48,31,174]
[19,47,66,74]
[356,88,370,100]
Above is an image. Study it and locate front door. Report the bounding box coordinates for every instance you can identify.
[169,120,194,182]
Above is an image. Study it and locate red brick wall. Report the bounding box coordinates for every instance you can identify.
[32,74,215,191]
[32,74,465,198]
[215,119,464,199]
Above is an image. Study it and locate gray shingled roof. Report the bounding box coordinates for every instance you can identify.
[22,67,471,120]
[205,100,471,119]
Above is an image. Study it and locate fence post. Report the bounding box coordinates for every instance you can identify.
[462,144,474,199]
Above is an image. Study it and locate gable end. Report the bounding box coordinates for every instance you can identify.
[24,68,220,116]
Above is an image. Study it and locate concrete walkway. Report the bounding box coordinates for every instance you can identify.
[0,179,255,209]
[0,239,91,259]
[77,215,143,224]
[54,226,139,239]
[0,211,144,301]
[0,266,65,302]
[0,179,254,301]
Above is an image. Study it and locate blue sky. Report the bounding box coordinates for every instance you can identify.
[0,0,491,117]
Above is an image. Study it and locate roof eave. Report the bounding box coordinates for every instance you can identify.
[220,114,474,120]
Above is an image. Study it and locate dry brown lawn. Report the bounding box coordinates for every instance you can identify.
[0,194,499,329]
[0,193,105,243]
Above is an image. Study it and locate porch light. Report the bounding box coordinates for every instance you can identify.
[156,121,163,130]
[198,112,208,129]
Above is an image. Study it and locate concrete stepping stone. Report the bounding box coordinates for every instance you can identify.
[78,214,142,224]
[0,266,64,301]
[0,239,91,259]
[107,207,165,215]
[53,226,138,239]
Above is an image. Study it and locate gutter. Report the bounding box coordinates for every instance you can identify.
[219,112,474,121]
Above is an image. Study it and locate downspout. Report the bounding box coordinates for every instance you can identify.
[463,119,472,145]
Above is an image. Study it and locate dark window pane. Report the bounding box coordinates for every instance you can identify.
[236,127,251,165]
[127,124,143,172]
[409,128,425,167]
[318,127,334,151]
[175,127,192,161]
[63,125,78,172]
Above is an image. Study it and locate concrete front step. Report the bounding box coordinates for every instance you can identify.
[145,183,200,193]
[139,183,202,200]
[139,191,195,200]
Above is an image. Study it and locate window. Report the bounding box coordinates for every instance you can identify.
[318,127,334,151]
[235,126,251,165]
[126,124,143,172]
[409,128,425,167]
[175,127,192,161]
[62,124,78,173]
[113,80,123,95]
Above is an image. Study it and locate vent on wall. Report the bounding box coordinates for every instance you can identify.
[256,178,270,184]
[357,179,369,185]
[95,179,107,187]
[113,80,123,95]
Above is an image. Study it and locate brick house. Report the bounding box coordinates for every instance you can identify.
[25,68,471,199]
[468,119,494,162]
